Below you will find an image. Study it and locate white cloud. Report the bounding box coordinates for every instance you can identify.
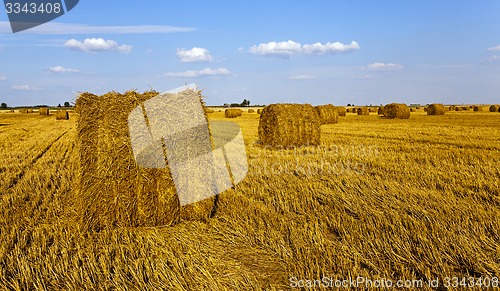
[290,74,317,80]
[12,85,40,91]
[0,75,6,81]
[177,47,213,62]
[64,38,132,53]
[249,40,359,58]
[48,66,79,73]
[0,21,194,34]
[163,68,230,78]
[487,45,500,51]
[482,55,500,62]
[364,62,404,72]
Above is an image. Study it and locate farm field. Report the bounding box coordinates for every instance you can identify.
[0,110,499,290]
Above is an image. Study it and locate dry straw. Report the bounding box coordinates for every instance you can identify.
[55,110,69,120]
[383,103,410,119]
[334,106,346,117]
[75,90,216,230]
[427,104,445,115]
[315,104,339,124]
[225,108,243,118]
[489,105,499,112]
[258,104,320,148]
[39,108,50,116]
[357,107,369,115]
[248,109,255,113]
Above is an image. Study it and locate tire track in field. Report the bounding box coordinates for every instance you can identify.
[2,130,69,193]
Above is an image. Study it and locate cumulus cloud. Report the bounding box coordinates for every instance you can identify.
[0,75,6,81]
[363,62,404,72]
[249,40,359,58]
[163,68,230,78]
[487,45,500,51]
[64,38,132,53]
[177,47,213,62]
[48,66,79,73]
[12,85,40,91]
[290,74,317,80]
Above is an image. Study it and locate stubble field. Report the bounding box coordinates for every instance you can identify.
[0,109,499,290]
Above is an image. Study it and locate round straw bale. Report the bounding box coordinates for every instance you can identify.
[377,107,384,115]
[448,105,456,111]
[248,109,255,113]
[489,105,499,112]
[55,110,69,120]
[461,106,468,111]
[383,103,410,119]
[39,107,50,115]
[455,107,462,111]
[257,109,262,114]
[225,108,243,118]
[315,104,339,124]
[473,105,483,112]
[258,104,321,148]
[75,89,216,230]
[333,106,346,117]
[427,104,445,115]
[205,108,215,113]
[357,107,369,115]
[410,108,416,112]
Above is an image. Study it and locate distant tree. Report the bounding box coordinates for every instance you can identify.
[347,103,351,106]
[57,103,62,107]
[0,103,6,108]
[64,101,70,107]
[240,99,250,106]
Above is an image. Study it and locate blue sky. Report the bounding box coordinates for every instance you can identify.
[1,1,500,106]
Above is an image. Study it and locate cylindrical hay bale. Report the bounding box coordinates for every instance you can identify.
[424,107,428,112]
[377,107,384,115]
[489,105,499,112]
[258,104,321,148]
[27,109,33,113]
[410,108,416,112]
[257,109,262,114]
[427,104,446,115]
[39,107,50,115]
[205,108,215,113]
[76,90,215,230]
[416,106,421,109]
[473,105,483,112]
[248,109,255,113]
[315,104,339,124]
[461,106,468,111]
[448,106,455,111]
[55,110,69,120]
[357,107,369,115]
[455,107,463,111]
[383,103,410,119]
[225,108,243,118]
[8,110,14,113]
[333,106,346,117]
